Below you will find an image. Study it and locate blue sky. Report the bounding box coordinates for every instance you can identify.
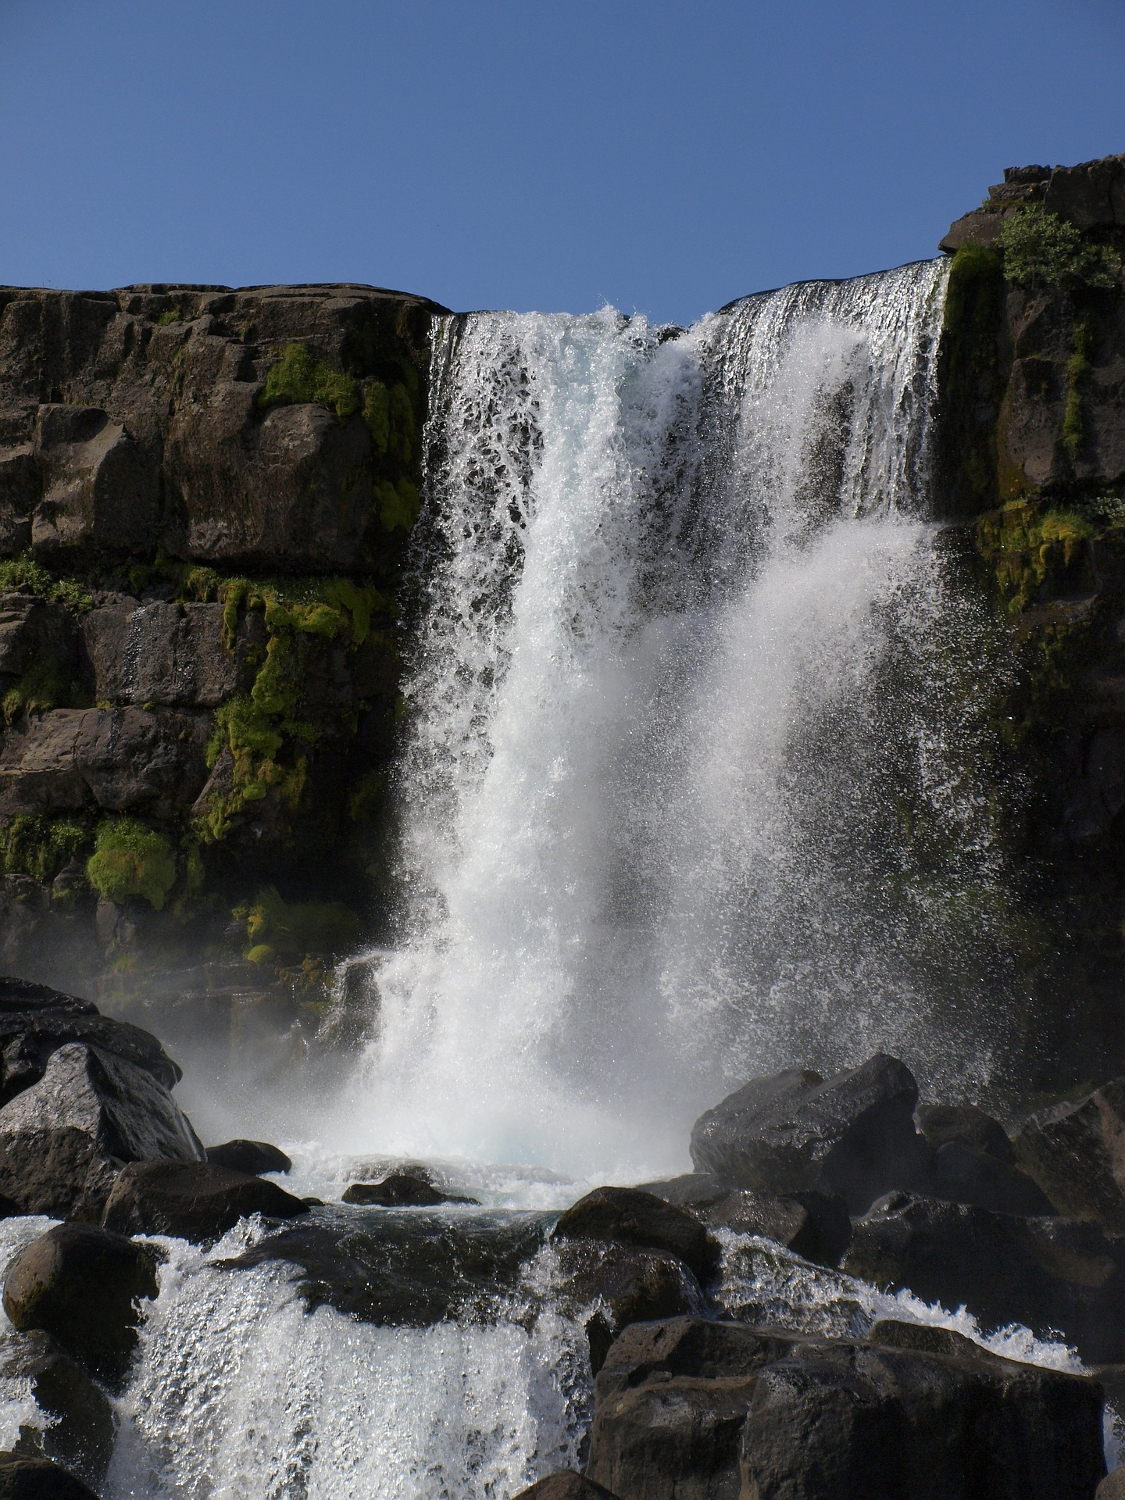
[1,0,1122,325]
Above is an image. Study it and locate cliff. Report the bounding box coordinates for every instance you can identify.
[0,283,447,1058]
[935,154,1125,1083]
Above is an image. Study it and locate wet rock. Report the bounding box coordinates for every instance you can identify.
[635,1172,735,1206]
[221,1208,544,1325]
[0,1454,100,1500]
[690,1054,927,1214]
[0,1330,114,1489]
[341,1173,478,1207]
[587,1316,1105,1500]
[511,1474,619,1500]
[2,1224,161,1390]
[691,1186,851,1267]
[552,1187,718,1285]
[0,978,96,1017]
[205,1139,292,1175]
[843,1191,1125,1363]
[916,1102,1015,1163]
[0,982,182,1105]
[101,1160,309,1243]
[552,1238,704,1375]
[0,1042,204,1221]
[0,595,77,687]
[79,600,238,709]
[1013,1079,1125,1227]
[924,1140,1055,1215]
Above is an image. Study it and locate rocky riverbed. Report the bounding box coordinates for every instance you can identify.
[0,975,1122,1497]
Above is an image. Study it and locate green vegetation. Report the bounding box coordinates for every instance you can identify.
[260,343,360,421]
[1,816,88,884]
[235,884,361,963]
[0,555,91,612]
[86,819,178,909]
[998,206,1121,291]
[2,652,72,724]
[977,499,1093,614]
[155,308,182,326]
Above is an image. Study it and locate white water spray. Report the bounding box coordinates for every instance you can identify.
[342,259,1016,1174]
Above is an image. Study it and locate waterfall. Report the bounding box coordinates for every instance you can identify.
[344,258,1018,1175]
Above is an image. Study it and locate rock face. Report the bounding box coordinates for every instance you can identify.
[552,1187,718,1285]
[0,1040,203,1220]
[1013,1078,1125,1225]
[689,1055,926,1214]
[0,280,446,1055]
[587,1316,1105,1500]
[101,1159,309,1242]
[0,1331,115,1489]
[2,1223,161,1389]
[843,1191,1125,1363]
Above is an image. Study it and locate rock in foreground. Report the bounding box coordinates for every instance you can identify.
[552,1187,718,1285]
[0,1042,203,1221]
[101,1160,309,1242]
[3,1223,161,1389]
[1014,1078,1125,1227]
[511,1475,619,1500]
[587,1316,1105,1500]
[0,1454,99,1500]
[689,1054,926,1213]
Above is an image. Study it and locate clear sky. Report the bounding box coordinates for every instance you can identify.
[1,0,1122,326]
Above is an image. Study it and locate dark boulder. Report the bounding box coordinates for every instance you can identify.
[844,1191,1125,1363]
[0,978,96,1018]
[2,1223,161,1390]
[552,1187,718,1285]
[552,1238,704,1375]
[0,1042,204,1221]
[0,999,182,1105]
[0,1455,99,1500]
[916,1103,1015,1163]
[101,1160,309,1243]
[690,1054,927,1214]
[587,1316,1105,1500]
[205,1139,292,1176]
[691,1187,851,1267]
[0,1331,114,1489]
[924,1140,1055,1215]
[511,1476,619,1500]
[341,1173,477,1206]
[220,1209,543,1326]
[634,1172,735,1206]
[1014,1079,1125,1227]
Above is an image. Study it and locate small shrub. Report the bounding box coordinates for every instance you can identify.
[998,206,1121,290]
[0,555,91,612]
[1,816,88,883]
[86,819,177,909]
[260,343,360,420]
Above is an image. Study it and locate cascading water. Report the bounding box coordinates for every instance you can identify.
[345,257,1017,1175]
[0,262,1074,1500]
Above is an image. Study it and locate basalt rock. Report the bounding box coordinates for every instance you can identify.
[0,1331,114,1490]
[0,1042,203,1221]
[101,1159,309,1243]
[923,1141,1055,1216]
[587,1315,1105,1500]
[1013,1078,1125,1227]
[2,1223,161,1390]
[341,1174,478,1207]
[1099,1471,1125,1500]
[0,1454,100,1500]
[552,1187,718,1285]
[687,1187,851,1267]
[511,1477,620,1500]
[915,1103,1015,1162]
[690,1055,927,1214]
[205,1139,292,1176]
[843,1191,1125,1363]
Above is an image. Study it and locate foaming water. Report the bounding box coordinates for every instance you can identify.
[336,260,1021,1173]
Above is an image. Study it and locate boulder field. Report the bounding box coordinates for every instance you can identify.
[0,972,1121,1497]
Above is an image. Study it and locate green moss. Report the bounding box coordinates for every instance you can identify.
[156,308,182,327]
[260,343,360,421]
[2,652,72,725]
[86,819,177,910]
[977,499,1094,614]
[998,205,1122,291]
[363,381,391,452]
[1,816,89,883]
[376,478,421,532]
[239,884,361,960]
[0,555,91,612]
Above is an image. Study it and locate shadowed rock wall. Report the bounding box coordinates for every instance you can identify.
[0,283,446,1058]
